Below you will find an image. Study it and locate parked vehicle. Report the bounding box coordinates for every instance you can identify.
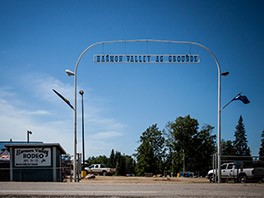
[85,164,116,176]
[207,162,264,183]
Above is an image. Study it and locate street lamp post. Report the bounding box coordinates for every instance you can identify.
[79,90,85,170]
[27,130,32,143]
[65,69,77,182]
[217,71,229,183]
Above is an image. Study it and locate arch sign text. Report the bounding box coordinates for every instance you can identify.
[94,54,200,64]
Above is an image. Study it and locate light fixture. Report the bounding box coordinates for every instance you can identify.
[221,71,229,76]
[65,69,75,76]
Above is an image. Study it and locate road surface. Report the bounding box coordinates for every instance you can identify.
[0,180,263,197]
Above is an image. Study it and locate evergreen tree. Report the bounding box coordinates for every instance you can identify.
[135,140,154,176]
[124,155,136,175]
[135,124,165,176]
[86,155,109,165]
[115,151,123,175]
[220,139,237,164]
[259,130,264,161]
[87,150,136,176]
[221,140,235,156]
[233,115,251,156]
[109,149,115,167]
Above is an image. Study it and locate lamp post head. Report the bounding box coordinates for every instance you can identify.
[221,71,229,76]
[79,90,84,95]
[65,69,75,76]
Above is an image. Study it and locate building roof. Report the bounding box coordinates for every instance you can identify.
[0,149,10,161]
[4,143,66,154]
[0,141,43,151]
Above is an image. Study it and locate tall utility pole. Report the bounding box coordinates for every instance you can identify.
[79,90,85,170]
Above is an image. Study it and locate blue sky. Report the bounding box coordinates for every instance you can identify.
[0,0,263,158]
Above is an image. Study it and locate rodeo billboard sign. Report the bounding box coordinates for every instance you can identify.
[14,148,51,167]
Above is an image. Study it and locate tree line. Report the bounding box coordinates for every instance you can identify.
[86,115,264,176]
[86,150,136,176]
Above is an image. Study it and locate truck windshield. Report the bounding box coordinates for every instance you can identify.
[221,164,227,169]
[227,164,233,169]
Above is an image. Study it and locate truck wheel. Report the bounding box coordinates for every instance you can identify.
[209,175,215,183]
[102,171,107,176]
[239,175,247,183]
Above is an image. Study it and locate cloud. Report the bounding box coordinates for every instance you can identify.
[0,92,72,150]
[0,73,128,157]
[20,73,74,103]
[91,131,123,140]
[23,110,50,115]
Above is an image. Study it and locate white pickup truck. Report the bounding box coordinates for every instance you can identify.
[207,162,264,183]
[85,164,116,176]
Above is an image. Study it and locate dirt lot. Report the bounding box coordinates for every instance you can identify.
[80,175,209,183]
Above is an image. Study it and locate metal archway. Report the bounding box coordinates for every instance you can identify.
[67,39,223,182]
